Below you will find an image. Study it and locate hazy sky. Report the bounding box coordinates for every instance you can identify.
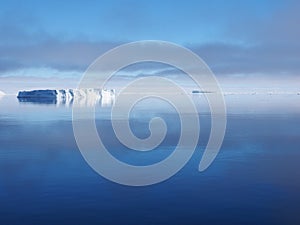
[0,0,299,80]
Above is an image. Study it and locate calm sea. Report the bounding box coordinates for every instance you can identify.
[0,95,300,225]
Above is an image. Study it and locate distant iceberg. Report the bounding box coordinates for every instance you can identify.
[191,90,212,94]
[17,89,115,107]
[18,90,57,99]
[100,89,115,107]
[0,90,5,100]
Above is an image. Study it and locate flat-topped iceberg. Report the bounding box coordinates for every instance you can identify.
[18,90,57,99]
[17,88,115,107]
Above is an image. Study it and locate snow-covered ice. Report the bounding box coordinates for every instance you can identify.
[17,89,115,107]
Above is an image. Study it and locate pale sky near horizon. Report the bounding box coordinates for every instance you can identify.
[0,0,300,93]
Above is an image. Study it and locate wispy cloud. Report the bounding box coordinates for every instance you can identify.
[0,39,122,73]
[0,0,300,79]
[1,40,299,78]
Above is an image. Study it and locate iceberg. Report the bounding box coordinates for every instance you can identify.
[0,90,5,99]
[17,88,115,107]
[101,89,115,107]
[18,90,57,99]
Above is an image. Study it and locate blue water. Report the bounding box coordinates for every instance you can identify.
[0,96,300,224]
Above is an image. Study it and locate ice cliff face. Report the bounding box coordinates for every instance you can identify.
[17,89,115,107]
[18,90,57,98]
[100,89,115,107]
[0,91,5,100]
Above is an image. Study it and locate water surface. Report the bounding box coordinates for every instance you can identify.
[0,95,300,224]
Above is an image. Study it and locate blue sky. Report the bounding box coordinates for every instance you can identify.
[0,0,299,79]
[0,0,283,44]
